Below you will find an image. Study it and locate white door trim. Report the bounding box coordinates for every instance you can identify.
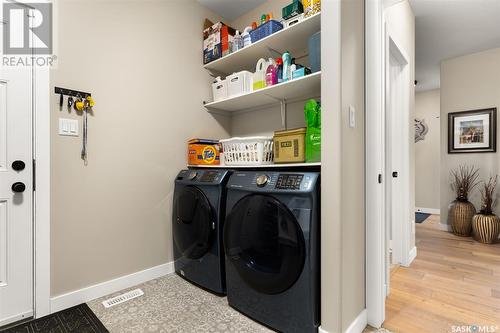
[365,0,385,328]
[386,33,412,268]
[33,66,51,317]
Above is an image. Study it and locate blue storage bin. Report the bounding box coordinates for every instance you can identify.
[309,31,321,73]
[249,20,283,43]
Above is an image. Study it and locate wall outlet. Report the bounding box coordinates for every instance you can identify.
[59,118,79,136]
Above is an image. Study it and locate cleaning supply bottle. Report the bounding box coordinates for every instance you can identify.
[289,58,297,79]
[265,58,277,86]
[276,58,283,83]
[282,51,292,82]
[253,58,268,91]
[261,14,267,24]
[242,26,252,47]
[233,30,242,52]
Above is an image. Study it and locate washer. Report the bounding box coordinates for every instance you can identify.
[172,169,231,294]
[224,171,320,333]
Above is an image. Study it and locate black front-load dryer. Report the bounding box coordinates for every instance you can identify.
[224,171,320,333]
[173,169,231,295]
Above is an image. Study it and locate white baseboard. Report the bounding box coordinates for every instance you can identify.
[345,309,368,333]
[50,261,174,313]
[416,207,440,215]
[403,246,417,267]
[318,309,368,333]
[437,223,452,232]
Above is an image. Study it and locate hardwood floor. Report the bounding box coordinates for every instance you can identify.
[383,214,500,333]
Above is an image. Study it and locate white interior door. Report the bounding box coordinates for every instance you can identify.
[383,34,410,299]
[387,52,404,266]
[0,4,34,326]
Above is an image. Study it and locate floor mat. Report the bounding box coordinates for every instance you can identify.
[1,304,108,333]
[415,212,431,223]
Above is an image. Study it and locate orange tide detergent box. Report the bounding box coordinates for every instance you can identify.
[188,139,221,165]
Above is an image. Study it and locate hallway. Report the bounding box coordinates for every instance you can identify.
[384,215,500,332]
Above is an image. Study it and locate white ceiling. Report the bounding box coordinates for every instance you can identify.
[197,0,267,21]
[410,0,500,92]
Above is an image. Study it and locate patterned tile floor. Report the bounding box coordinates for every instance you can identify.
[88,274,392,333]
[88,274,273,333]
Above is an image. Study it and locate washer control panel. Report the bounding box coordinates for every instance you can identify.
[275,174,304,190]
[177,169,229,185]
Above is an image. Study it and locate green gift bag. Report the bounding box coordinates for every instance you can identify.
[304,99,321,162]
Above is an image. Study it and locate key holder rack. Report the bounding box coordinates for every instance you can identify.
[54,87,92,98]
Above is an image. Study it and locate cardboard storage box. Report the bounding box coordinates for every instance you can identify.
[188,139,221,165]
[203,19,236,64]
[273,128,306,163]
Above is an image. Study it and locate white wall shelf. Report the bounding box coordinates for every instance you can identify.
[204,71,321,113]
[188,162,321,169]
[204,13,321,75]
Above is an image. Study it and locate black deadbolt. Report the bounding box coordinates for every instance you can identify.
[12,182,26,193]
[12,160,25,171]
[392,171,399,178]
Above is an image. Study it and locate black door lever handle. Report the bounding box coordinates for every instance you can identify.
[12,182,26,193]
[392,171,398,178]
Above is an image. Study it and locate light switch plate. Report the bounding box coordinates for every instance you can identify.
[349,106,356,128]
[59,118,79,136]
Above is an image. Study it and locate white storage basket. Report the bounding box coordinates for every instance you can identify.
[227,71,253,97]
[212,77,227,102]
[220,136,274,166]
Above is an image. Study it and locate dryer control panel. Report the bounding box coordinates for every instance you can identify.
[228,172,319,193]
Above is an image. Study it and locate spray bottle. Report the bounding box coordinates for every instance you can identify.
[282,51,292,82]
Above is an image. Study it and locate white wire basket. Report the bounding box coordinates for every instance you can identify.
[220,136,274,166]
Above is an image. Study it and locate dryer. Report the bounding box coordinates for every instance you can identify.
[224,171,320,333]
[172,169,231,295]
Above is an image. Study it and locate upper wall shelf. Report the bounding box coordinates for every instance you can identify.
[188,162,321,169]
[204,13,321,75]
[204,71,321,113]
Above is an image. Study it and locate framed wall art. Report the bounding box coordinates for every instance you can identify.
[448,108,497,154]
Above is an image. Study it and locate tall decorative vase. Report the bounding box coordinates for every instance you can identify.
[448,200,476,236]
[472,214,500,244]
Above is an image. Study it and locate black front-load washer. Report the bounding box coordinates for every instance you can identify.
[224,171,320,333]
[172,169,231,294]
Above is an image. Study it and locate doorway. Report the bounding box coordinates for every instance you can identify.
[365,2,415,326]
[384,35,412,298]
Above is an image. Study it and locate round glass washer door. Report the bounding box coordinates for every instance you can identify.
[224,194,306,295]
[173,186,214,260]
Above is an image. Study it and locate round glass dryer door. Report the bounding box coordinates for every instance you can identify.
[224,194,306,295]
[173,186,214,260]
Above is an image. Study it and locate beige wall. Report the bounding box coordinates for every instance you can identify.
[415,89,440,210]
[50,0,230,296]
[440,48,500,224]
[230,0,290,32]
[340,0,365,330]
[384,0,416,248]
[229,0,308,136]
